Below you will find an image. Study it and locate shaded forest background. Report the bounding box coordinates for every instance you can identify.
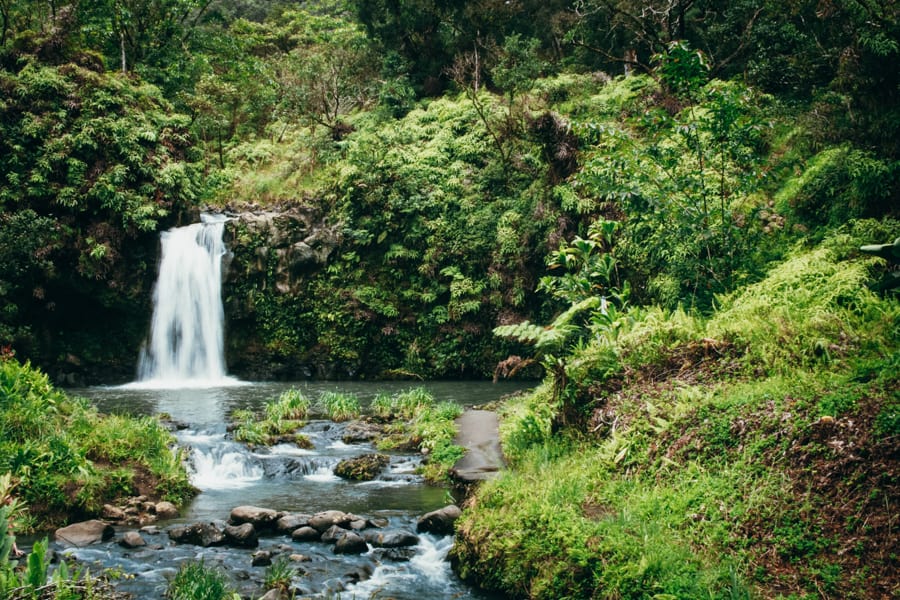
[1,0,897,381]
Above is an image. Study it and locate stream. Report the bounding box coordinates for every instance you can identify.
[57,380,524,599]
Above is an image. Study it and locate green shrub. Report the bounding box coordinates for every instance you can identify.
[777,146,896,229]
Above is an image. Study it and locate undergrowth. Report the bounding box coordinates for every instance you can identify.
[0,359,194,530]
[455,230,899,599]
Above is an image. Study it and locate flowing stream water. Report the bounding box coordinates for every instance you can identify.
[67,381,523,599]
[55,218,524,597]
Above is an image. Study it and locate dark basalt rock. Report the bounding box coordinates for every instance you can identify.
[333,453,390,481]
[167,522,226,547]
[334,531,368,555]
[416,505,461,535]
[225,523,259,548]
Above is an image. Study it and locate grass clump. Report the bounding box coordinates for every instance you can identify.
[263,556,295,594]
[318,391,361,422]
[368,388,465,482]
[231,388,313,448]
[166,560,237,600]
[0,359,194,529]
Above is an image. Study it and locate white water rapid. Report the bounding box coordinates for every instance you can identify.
[133,213,240,388]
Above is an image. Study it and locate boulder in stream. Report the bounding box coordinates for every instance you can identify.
[308,510,353,532]
[334,531,368,555]
[55,520,115,547]
[341,421,385,443]
[167,522,226,547]
[225,523,259,548]
[416,505,461,535]
[333,453,390,481]
[364,530,420,548]
[320,524,347,543]
[276,513,311,534]
[291,526,320,542]
[119,531,147,548]
[229,506,281,530]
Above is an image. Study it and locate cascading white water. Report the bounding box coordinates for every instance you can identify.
[135,213,238,387]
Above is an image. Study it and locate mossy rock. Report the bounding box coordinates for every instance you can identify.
[333,453,390,481]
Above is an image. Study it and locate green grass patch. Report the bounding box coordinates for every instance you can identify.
[166,560,237,600]
[231,388,313,448]
[0,359,194,529]
[460,234,898,598]
[317,391,361,422]
[366,388,465,483]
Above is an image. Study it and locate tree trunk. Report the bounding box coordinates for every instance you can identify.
[120,30,127,74]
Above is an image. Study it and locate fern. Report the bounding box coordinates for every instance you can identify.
[494,297,602,350]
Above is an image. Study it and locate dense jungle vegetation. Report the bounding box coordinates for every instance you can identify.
[0,0,898,598]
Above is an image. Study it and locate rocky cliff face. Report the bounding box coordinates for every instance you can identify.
[222,204,341,380]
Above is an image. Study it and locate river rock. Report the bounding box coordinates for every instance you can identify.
[55,520,115,547]
[349,519,367,531]
[416,505,461,535]
[341,421,385,443]
[276,513,311,533]
[258,589,285,600]
[308,510,352,532]
[155,501,179,519]
[367,517,389,528]
[230,506,281,530]
[375,547,417,562]
[102,504,126,521]
[291,526,320,542]
[251,550,273,567]
[225,523,259,548]
[364,530,420,548]
[333,453,390,481]
[333,532,368,555]
[320,524,347,543]
[119,531,146,548]
[167,522,226,547]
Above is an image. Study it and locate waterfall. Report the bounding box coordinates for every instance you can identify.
[134,213,238,387]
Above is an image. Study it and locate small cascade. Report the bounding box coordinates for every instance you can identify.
[135,213,238,387]
[189,445,263,490]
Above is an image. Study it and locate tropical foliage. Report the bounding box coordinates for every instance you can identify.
[0,0,897,597]
[0,358,194,529]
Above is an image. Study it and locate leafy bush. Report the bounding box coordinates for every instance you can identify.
[777,146,897,229]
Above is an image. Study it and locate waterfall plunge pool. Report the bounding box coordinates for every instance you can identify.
[59,380,526,599]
